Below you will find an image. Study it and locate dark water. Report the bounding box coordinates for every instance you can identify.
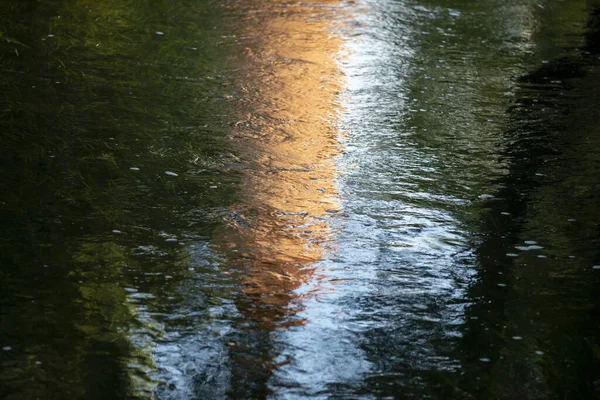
[1,0,599,398]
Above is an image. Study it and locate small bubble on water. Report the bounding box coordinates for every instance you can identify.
[567,218,576,222]
[524,240,537,245]
[156,31,164,35]
[497,283,507,287]
[501,212,511,216]
[592,265,600,270]
[3,346,12,351]
[112,230,121,234]
[512,336,523,340]
[515,245,544,251]
[506,253,518,257]
[537,255,547,259]
[165,171,178,177]
[535,351,544,355]
[130,167,140,171]
[479,358,491,362]
[479,194,494,199]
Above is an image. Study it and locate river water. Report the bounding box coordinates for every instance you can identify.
[1,0,599,399]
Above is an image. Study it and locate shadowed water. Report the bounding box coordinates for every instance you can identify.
[1,0,599,399]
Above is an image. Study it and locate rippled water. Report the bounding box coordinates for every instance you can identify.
[1,0,600,399]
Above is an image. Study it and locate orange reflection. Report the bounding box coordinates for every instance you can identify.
[215,0,345,328]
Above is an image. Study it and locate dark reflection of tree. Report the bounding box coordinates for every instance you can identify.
[456,6,600,399]
[0,0,239,398]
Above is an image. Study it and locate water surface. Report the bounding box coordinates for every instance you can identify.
[1,0,599,398]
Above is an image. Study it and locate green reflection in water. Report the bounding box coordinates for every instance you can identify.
[0,0,240,398]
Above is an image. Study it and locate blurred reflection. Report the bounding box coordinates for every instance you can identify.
[211,0,345,395]
[216,0,344,325]
[457,4,600,398]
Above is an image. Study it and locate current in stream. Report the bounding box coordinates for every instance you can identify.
[1,0,599,399]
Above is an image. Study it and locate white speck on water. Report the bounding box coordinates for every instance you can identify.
[3,346,12,351]
[112,230,121,234]
[512,336,523,340]
[479,194,494,199]
[413,304,428,310]
[542,60,549,64]
[515,245,544,251]
[506,253,518,257]
[47,34,55,38]
[501,212,511,216]
[209,186,218,189]
[567,218,577,222]
[130,167,140,171]
[537,255,547,259]
[479,358,491,362]
[524,240,537,245]
[497,283,507,287]
[128,292,156,300]
[569,256,576,259]
[592,265,600,270]
[35,361,42,365]
[156,31,164,35]
[165,238,177,242]
[165,171,178,176]
[413,5,429,12]
[165,275,173,279]
[535,351,544,355]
